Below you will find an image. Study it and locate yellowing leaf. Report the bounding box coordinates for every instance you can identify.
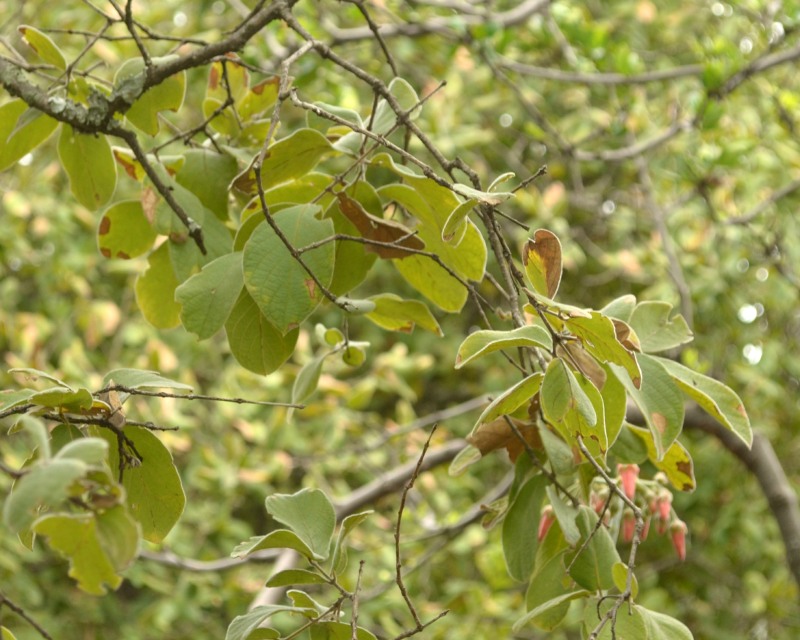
[456,325,552,368]
[364,294,442,335]
[627,424,695,491]
[97,200,157,259]
[523,229,563,299]
[19,25,66,69]
[34,513,123,594]
[0,100,58,171]
[135,243,181,329]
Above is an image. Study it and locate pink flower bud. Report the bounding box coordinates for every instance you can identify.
[671,520,688,561]
[621,509,636,543]
[617,463,640,501]
[641,516,651,542]
[538,505,555,542]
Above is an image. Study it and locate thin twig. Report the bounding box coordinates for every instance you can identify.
[0,591,54,640]
[100,385,304,408]
[392,426,449,638]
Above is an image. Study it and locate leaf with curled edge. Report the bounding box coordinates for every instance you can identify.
[336,192,424,259]
[523,229,563,299]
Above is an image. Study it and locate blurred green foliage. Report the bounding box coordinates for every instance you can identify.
[2,0,800,638]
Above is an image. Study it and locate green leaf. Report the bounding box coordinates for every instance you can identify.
[539,427,575,476]
[292,354,327,404]
[225,289,299,375]
[232,129,333,195]
[175,253,244,340]
[502,474,547,581]
[566,312,641,389]
[2,626,20,640]
[441,198,477,244]
[541,362,603,458]
[599,363,627,448]
[94,504,140,573]
[55,437,108,464]
[455,325,552,369]
[265,569,326,587]
[627,423,695,491]
[98,426,185,543]
[311,622,378,640]
[545,486,580,546]
[0,388,36,411]
[102,368,193,391]
[243,204,334,333]
[448,445,482,476]
[585,599,647,639]
[18,25,66,69]
[231,530,315,560]
[225,605,314,640]
[115,57,186,135]
[0,100,58,171]
[238,76,281,121]
[612,354,685,460]
[2,459,86,533]
[175,149,238,220]
[514,591,589,632]
[600,294,637,322]
[57,125,116,209]
[523,229,563,299]
[655,356,751,446]
[568,506,621,591]
[97,200,157,259]
[365,294,442,335]
[135,243,182,329]
[629,301,693,353]
[638,605,694,640]
[9,367,71,388]
[452,182,514,205]
[611,561,639,599]
[29,386,93,412]
[265,489,336,560]
[33,513,123,595]
[331,510,373,574]
[474,373,544,427]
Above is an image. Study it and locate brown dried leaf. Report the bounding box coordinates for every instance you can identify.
[336,192,424,259]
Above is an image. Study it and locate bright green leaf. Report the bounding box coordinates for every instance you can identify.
[639,605,694,640]
[455,325,552,369]
[502,474,547,581]
[57,125,116,209]
[115,57,186,135]
[611,561,639,599]
[225,289,299,376]
[176,253,244,340]
[243,204,334,333]
[98,426,185,543]
[265,489,336,560]
[0,100,58,171]
[225,605,313,640]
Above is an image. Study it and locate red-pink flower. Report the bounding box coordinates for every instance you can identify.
[538,505,555,542]
[653,490,673,534]
[621,509,636,543]
[671,520,688,561]
[617,463,640,501]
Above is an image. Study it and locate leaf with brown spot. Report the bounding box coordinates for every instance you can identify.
[336,192,424,259]
[523,229,563,299]
[627,424,695,492]
[96,201,156,261]
[467,417,541,462]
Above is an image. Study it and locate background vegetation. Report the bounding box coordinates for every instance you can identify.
[1,0,799,638]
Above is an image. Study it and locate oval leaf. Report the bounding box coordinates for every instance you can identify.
[57,125,116,209]
[523,229,563,299]
[456,325,552,369]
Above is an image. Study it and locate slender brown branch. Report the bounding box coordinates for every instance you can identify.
[392,426,449,639]
[0,591,54,640]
